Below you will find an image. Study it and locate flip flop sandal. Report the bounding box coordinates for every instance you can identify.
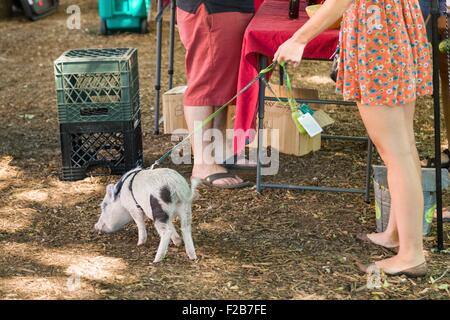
[196,172,253,189]
[356,233,399,254]
[423,149,450,169]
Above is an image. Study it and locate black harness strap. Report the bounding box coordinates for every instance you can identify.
[127,169,144,213]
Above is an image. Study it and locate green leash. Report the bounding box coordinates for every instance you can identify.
[150,62,277,169]
[262,62,307,134]
[150,61,310,169]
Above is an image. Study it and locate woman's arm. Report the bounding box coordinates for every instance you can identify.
[291,0,353,45]
[275,0,353,65]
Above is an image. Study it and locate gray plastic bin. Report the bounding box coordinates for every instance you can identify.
[373,165,449,235]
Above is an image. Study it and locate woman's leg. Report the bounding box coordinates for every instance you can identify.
[366,207,399,248]
[402,103,422,177]
[358,102,425,272]
[364,101,420,248]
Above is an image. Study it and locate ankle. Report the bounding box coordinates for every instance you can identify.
[398,256,426,268]
[384,231,399,243]
[396,249,426,264]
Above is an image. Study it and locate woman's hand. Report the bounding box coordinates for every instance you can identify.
[273,38,306,67]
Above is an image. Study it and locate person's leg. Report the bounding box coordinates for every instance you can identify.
[210,106,254,165]
[364,101,421,248]
[365,207,399,248]
[358,102,425,272]
[177,5,251,187]
[184,106,243,186]
[211,105,231,163]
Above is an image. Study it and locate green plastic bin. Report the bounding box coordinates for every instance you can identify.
[98,0,151,35]
[54,48,141,123]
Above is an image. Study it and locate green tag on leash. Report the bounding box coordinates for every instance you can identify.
[300,103,315,115]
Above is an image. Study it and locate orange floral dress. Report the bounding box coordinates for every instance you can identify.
[336,0,433,106]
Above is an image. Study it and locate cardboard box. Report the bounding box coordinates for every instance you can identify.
[250,103,322,156]
[162,86,188,134]
[227,85,323,156]
[227,85,322,128]
[265,85,320,107]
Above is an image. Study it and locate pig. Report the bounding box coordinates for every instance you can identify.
[95,167,199,263]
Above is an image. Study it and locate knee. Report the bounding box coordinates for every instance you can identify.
[376,143,414,167]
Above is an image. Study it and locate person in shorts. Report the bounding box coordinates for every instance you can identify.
[176,0,254,188]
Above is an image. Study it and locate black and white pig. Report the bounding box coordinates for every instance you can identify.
[95,167,199,263]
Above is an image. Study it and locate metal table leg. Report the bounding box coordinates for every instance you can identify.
[431,0,444,250]
[256,55,268,193]
[168,0,176,90]
[154,0,164,135]
[256,55,374,198]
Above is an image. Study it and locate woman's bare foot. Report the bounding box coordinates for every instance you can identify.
[192,164,244,187]
[366,232,399,249]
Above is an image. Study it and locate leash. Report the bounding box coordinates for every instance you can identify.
[261,62,307,134]
[149,61,308,169]
[149,62,278,170]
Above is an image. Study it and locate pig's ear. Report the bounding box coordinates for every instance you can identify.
[106,184,116,200]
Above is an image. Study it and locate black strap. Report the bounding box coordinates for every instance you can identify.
[128,170,144,213]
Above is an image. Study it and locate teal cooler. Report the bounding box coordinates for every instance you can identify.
[99,0,151,34]
[373,165,449,236]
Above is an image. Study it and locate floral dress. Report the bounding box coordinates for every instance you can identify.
[336,0,433,106]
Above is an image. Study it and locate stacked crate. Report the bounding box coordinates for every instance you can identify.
[54,48,143,181]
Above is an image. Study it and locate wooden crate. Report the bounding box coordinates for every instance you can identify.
[227,85,322,156]
[264,85,320,108]
[162,86,188,134]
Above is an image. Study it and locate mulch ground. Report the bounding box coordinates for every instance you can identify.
[0,0,449,300]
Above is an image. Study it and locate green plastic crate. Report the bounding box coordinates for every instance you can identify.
[54,48,141,123]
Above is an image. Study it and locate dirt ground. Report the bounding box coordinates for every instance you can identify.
[0,1,449,300]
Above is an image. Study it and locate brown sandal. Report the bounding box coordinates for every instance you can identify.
[356,233,399,254]
[195,172,253,189]
[357,261,428,278]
